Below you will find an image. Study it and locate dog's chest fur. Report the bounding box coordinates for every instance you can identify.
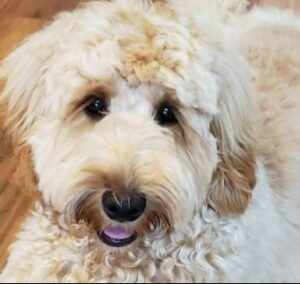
[10,203,237,283]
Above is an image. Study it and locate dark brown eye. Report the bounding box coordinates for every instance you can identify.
[157,104,178,125]
[85,96,107,118]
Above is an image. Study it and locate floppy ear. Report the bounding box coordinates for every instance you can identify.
[0,83,38,196]
[209,120,256,216]
[0,22,58,143]
[0,25,56,194]
[208,50,257,216]
[0,99,37,196]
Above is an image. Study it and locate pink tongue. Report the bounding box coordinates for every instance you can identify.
[104,227,132,240]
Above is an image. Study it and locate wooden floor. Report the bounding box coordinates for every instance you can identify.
[0,0,299,272]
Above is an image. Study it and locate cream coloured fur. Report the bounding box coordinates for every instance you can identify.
[0,0,300,282]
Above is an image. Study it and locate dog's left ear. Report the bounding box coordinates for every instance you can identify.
[209,119,256,216]
[0,32,46,196]
[208,50,257,216]
[0,99,37,196]
[0,24,56,195]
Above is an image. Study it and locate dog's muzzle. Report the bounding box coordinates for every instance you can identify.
[99,191,147,247]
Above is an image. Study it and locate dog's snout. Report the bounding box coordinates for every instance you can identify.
[102,191,146,222]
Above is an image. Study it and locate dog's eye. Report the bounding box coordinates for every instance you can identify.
[157,104,178,125]
[85,96,107,118]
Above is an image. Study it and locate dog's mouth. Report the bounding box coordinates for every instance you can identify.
[99,226,137,247]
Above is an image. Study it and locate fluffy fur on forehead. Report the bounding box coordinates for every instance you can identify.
[0,0,238,141]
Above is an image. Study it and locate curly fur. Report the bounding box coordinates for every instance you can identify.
[0,0,300,282]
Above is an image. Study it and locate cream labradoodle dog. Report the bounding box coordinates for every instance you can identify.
[0,0,300,282]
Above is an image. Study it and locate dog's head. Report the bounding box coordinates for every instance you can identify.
[0,0,256,249]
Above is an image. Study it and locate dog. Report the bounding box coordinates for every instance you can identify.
[0,0,300,282]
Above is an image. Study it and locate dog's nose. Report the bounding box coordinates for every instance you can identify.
[102,191,146,222]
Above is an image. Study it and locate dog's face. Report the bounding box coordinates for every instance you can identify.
[0,1,256,249]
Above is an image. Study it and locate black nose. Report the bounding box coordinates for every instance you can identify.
[102,191,147,222]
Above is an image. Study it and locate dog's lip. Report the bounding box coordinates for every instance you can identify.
[99,226,137,247]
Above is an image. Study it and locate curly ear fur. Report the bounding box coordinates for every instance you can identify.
[0,23,58,144]
[1,73,38,196]
[0,103,37,196]
[0,20,53,196]
[208,49,257,216]
[209,120,256,216]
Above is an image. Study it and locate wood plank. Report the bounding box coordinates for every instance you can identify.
[0,0,80,19]
[0,16,44,59]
